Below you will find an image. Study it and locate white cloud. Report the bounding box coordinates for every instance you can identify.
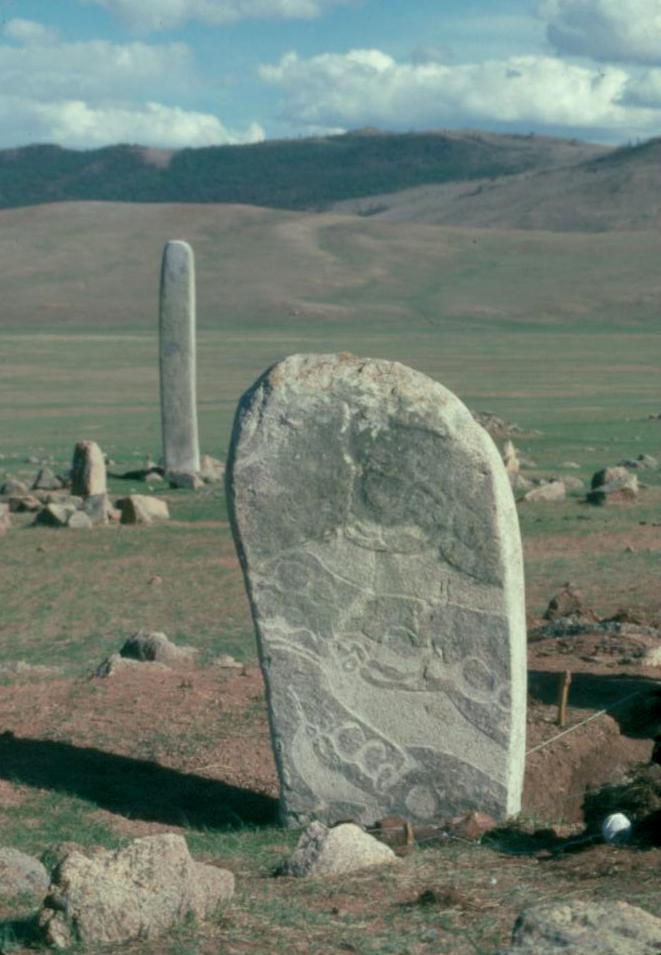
[0,97,263,149]
[0,19,263,148]
[540,0,661,65]
[83,0,353,31]
[260,48,661,140]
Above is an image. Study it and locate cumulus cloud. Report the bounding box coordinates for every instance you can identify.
[540,0,661,65]
[0,19,263,148]
[260,48,661,139]
[83,0,353,31]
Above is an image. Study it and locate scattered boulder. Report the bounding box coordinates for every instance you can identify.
[32,467,63,491]
[502,440,520,476]
[71,440,107,497]
[214,654,244,670]
[0,502,10,534]
[558,475,584,492]
[0,661,60,679]
[67,511,93,530]
[167,470,205,490]
[1,476,28,495]
[446,810,498,842]
[9,494,41,513]
[119,630,197,666]
[199,454,225,484]
[279,822,397,877]
[560,461,581,469]
[0,847,50,902]
[501,899,661,954]
[94,653,168,678]
[38,834,234,949]
[543,582,592,622]
[472,411,525,438]
[33,503,77,528]
[523,481,566,503]
[82,493,112,525]
[588,467,639,505]
[641,646,661,667]
[510,473,533,493]
[619,453,658,470]
[117,495,170,525]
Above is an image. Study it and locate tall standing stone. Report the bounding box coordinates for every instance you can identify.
[71,440,107,498]
[227,353,527,828]
[159,240,200,476]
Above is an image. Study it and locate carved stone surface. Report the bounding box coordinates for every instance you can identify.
[159,240,200,476]
[227,353,526,827]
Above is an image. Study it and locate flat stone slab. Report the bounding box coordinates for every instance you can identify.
[228,354,526,827]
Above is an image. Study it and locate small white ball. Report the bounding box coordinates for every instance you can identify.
[601,812,632,843]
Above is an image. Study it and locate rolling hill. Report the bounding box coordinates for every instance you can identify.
[0,129,607,212]
[332,137,661,232]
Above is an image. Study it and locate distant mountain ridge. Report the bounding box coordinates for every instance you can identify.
[0,129,608,212]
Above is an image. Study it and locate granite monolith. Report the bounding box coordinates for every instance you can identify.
[227,353,526,828]
[71,440,106,498]
[159,240,200,476]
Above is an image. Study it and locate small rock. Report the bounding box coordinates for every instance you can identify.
[560,461,581,469]
[0,661,60,678]
[588,466,639,505]
[642,646,661,666]
[32,467,63,491]
[501,900,661,954]
[510,473,533,493]
[67,511,93,530]
[543,582,590,622]
[199,454,225,484]
[120,630,197,666]
[558,475,584,492]
[523,481,566,503]
[214,654,244,669]
[446,810,497,842]
[117,495,170,525]
[33,503,77,528]
[9,494,41,512]
[82,493,111,525]
[167,470,205,490]
[0,847,50,902]
[619,453,658,470]
[94,653,168,677]
[1,476,28,495]
[279,822,397,877]
[37,834,234,949]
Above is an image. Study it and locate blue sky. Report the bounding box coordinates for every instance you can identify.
[1,0,661,149]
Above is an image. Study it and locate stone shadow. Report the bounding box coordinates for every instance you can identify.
[0,731,278,830]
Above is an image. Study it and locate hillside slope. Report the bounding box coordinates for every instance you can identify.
[333,138,661,232]
[0,129,607,211]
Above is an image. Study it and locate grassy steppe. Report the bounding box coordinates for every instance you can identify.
[0,202,660,954]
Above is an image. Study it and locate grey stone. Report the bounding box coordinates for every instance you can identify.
[1,477,28,495]
[227,353,526,827]
[119,630,197,665]
[510,473,533,493]
[94,653,169,677]
[501,899,661,954]
[167,469,204,489]
[71,440,107,497]
[523,481,566,503]
[0,847,49,902]
[588,467,639,505]
[502,440,519,476]
[32,467,62,491]
[118,495,169,525]
[0,502,10,534]
[67,511,93,530]
[159,240,200,476]
[8,494,41,513]
[82,493,111,525]
[280,822,397,877]
[38,834,234,949]
[34,503,77,527]
[199,454,225,483]
[619,453,658,470]
[559,475,585,492]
